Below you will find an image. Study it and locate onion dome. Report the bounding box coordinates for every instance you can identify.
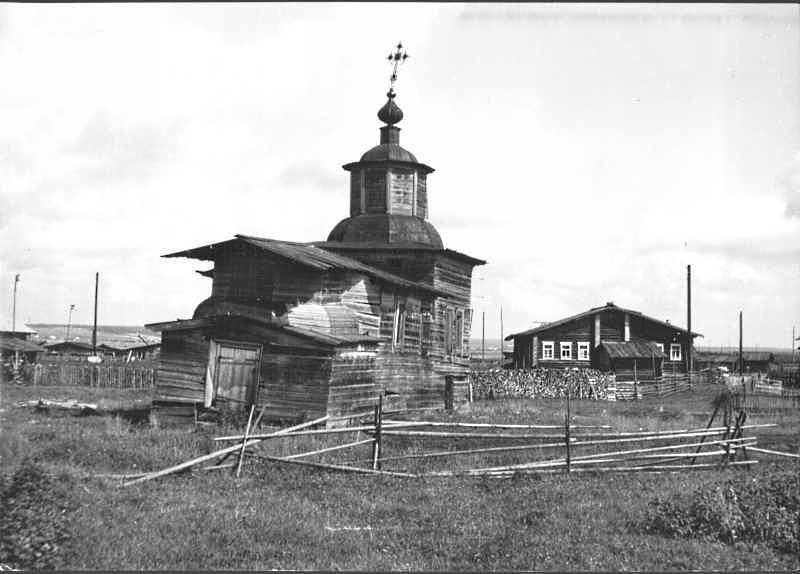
[377,92,404,125]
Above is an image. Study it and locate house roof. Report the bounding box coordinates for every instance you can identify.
[695,351,774,363]
[0,336,46,353]
[0,319,37,335]
[599,341,667,359]
[505,302,702,340]
[312,241,487,266]
[44,341,95,351]
[163,234,448,297]
[146,314,382,348]
[96,342,161,352]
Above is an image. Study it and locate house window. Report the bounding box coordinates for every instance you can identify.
[577,342,590,361]
[560,342,572,360]
[542,341,554,360]
[670,343,681,361]
[655,343,664,354]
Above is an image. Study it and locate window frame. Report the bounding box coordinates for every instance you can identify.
[560,341,573,361]
[577,341,590,361]
[655,343,664,354]
[542,341,555,360]
[670,343,681,361]
[392,300,406,349]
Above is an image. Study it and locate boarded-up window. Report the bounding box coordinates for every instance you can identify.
[393,301,406,348]
[416,174,428,218]
[444,307,455,355]
[364,168,386,213]
[421,308,432,355]
[455,309,464,354]
[389,168,414,215]
[463,309,472,355]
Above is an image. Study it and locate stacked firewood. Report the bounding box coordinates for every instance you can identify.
[470,368,614,401]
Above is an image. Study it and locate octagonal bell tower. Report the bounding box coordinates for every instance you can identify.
[327,57,443,248]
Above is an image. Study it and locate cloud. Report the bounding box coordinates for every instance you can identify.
[275,163,340,192]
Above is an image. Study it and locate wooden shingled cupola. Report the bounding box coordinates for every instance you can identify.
[328,45,443,248]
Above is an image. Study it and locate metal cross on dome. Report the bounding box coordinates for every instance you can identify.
[386,42,409,96]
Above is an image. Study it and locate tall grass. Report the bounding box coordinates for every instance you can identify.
[1,382,798,571]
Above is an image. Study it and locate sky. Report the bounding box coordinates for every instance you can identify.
[1,3,799,349]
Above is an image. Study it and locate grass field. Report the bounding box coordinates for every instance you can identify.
[1,382,798,570]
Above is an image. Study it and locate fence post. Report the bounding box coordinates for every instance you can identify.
[371,394,383,471]
[565,386,571,473]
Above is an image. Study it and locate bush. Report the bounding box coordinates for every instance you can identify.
[0,459,76,570]
[644,470,799,554]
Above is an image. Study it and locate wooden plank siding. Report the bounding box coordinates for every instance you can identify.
[153,243,481,424]
[155,330,209,404]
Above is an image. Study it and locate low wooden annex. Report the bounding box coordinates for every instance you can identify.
[506,302,700,377]
[147,77,485,425]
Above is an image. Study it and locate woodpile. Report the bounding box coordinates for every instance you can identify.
[470,368,613,400]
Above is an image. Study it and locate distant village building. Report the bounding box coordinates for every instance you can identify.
[96,342,161,361]
[44,341,96,357]
[147,54,485,424]
[694,351,775,374]
[0,319,37,340]
[0,319,43,375]
[505,302,700,380]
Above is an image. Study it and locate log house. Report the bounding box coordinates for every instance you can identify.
[506,302,700,379]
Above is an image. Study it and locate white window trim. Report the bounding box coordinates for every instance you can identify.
[577,342,590,361]
[542,341,554,360]
[655,343,664,353]
[670,343,681,361]
[560,342,572,360]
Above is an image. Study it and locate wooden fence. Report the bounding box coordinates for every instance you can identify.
[732,388,800,412]
[613,376,693,401]
[25,362,155,389]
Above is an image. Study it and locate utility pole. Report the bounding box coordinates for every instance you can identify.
[65,304,76,341]
[11,274,19,332]
[92,272,99,355]
[738,311,743,375]
[481,311,485,362]
[687,264,692,375]
[11,274,20,370]
[500,306,504,366]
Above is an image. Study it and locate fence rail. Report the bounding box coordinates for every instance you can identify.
[24,363,155,389]
[613,376,693,400]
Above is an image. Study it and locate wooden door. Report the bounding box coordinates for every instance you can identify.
[212,342,262,411]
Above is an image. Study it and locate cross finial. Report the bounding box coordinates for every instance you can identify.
[386,42,409,97]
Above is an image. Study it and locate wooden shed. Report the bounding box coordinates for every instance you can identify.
[594,341,667,381]
[147,80,485,425]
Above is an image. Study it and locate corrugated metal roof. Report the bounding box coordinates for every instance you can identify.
[506,303,702,340]
[163,234,447,296]
[0,336,46,353]
[600,341,667,359]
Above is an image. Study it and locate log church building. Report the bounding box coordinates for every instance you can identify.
[147,46,485,425]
